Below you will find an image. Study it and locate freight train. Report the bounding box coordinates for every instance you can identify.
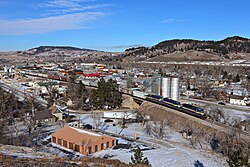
[145,94,207,119]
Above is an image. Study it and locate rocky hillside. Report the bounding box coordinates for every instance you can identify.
[0,145,148,167]
[124,36,250,62]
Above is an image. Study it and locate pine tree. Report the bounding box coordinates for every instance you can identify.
[91,78,122,109]
[131,147,150,165]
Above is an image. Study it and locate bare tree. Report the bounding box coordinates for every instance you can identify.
[206,107,226,123]
[92,113,102,129]
[144,121,152,135]
[158,120,165,139]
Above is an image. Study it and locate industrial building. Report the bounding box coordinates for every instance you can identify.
[144,76,180,100]
[51,126,116,155]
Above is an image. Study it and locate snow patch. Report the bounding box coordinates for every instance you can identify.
[69,126,101,137]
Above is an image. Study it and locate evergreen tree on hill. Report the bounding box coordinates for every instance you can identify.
[131,147,150,165]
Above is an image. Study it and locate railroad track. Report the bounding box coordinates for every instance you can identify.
[0,81,48,106]
[20,73,250,139]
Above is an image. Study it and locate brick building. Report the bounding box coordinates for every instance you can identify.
[51,126,116,155]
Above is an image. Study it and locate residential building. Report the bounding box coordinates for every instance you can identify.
[229,95,250,106]
[32,110,55,125]
[49,105,63,121]
[226,87,248,96]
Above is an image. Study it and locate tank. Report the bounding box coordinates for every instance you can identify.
[170,77,180,100]
[151,83,161,95]
[149,77,161,95]
[161,77,171,98]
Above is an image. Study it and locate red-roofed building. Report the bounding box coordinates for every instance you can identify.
[51,126,116,155]
[82,73,100,78]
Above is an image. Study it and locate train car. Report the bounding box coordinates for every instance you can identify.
[42,74,48,78]
[37,73,44,77]
[180,103,206,119]
[145,94,163,105]
[145,94,163,101]
[48,75,54,79]
[145,95,206,119]
[162,98,181,107]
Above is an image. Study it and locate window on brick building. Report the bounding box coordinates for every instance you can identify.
[101,143,104,150]
[88,147,92,154]
[63,140,67,147]
[75,145,80,152]
[69,142,73,149]
[52,137,56,143]
[95,145,98,152]
[58,138,62,145]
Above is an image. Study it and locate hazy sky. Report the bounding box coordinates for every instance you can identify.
[0,0,250,51]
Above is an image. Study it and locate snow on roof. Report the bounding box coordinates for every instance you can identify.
[69,126,101,137]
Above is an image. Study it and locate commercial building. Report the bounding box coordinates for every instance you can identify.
[51,126,116,155]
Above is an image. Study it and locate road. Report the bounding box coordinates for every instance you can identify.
[181,96,250,113]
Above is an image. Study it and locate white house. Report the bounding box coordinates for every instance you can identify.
[229,95,250,106]
[103,111,137,120]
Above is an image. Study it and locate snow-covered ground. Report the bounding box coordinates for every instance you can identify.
[222,108,250,122]
[70,114,228,167]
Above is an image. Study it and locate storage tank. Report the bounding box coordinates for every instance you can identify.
[161,77,171,98]
[170,77,180,100]
[151,82,161,95]
[151,77,161,95]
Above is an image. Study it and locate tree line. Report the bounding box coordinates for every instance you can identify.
[124,36,250,59]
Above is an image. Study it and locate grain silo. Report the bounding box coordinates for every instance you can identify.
[161,77,171,98]
[151,77,161,95]
[170,77,180,100]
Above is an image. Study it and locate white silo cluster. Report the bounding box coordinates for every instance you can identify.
[148,76,180,100]
[161,77,180,100]
[161,77,171,98]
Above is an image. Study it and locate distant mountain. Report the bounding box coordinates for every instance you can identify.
[29,46,95,54]
[124,36,250,62]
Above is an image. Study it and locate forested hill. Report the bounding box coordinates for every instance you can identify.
[124,36,250,60]
[29,46,95,54]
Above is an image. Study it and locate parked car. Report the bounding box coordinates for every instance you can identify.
[218,102,226,105]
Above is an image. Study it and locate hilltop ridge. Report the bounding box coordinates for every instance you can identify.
[123,36,250,62]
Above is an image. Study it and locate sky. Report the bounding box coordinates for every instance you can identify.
[0,0,250,52]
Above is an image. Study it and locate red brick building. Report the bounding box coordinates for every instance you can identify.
[51,126,116,155]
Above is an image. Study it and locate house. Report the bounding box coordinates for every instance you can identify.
[103,111,137,120]
[226,87,248,96]
[49,105,63,121]
[229,95,250,106]
[32,110,55,125]
[51,126,116,155]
